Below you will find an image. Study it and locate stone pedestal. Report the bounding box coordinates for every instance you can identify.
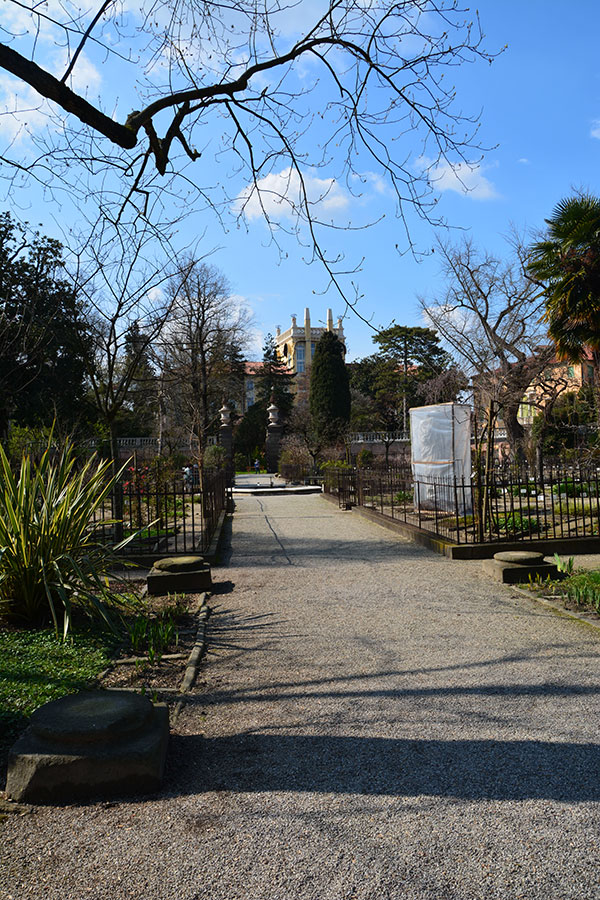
[219,403,234,484]
[6,691,169,804]
[482,550,559,584]
[147,555,212,596]
[265,399,282,474]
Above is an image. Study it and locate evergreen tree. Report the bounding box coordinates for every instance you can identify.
[117,319,157,436]
[0,213,91,438]
[254,333,295,421]
[372,325,453,431]
[309,330,350,442]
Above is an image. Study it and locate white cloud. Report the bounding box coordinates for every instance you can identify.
[518,158,530,165]
[591,119,600,139]
[420,157,499,200]
[351,170,388,196]
[233,167,350,223]
[52,51,102,94]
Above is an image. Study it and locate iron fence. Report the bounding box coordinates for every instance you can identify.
[89,467,229,556]
[325,461,600,545]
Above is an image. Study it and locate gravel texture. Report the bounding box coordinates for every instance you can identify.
[3,493,600,899]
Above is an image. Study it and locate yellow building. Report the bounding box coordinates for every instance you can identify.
[517,352,595,425]
[275,307,346,379]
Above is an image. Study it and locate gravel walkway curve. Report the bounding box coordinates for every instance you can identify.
[3,493,600,899]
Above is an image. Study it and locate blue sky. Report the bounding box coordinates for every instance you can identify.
[1,0,598,362]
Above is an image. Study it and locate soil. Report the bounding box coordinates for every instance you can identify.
[100,580,207,700]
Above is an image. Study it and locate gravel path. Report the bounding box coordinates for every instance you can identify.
[3,493,600,899]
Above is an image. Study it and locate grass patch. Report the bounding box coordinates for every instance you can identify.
[0,627,118,750]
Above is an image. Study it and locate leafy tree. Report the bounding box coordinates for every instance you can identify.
[234,401,267,462]
[528,194,600,413]
[309,330,350,443]
[373,325,454,432]
[254,334,295,422]
[349,356,401,429]
[0,213,90,439]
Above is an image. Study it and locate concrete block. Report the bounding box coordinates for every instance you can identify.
[6,691,169,804]
[482,558,559,584]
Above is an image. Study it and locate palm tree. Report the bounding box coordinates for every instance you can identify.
[529,194,600,354]
[528,194,600,419]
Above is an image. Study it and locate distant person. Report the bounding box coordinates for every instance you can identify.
[254,458,260,475]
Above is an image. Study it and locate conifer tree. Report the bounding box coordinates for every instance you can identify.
[309,330,350,442]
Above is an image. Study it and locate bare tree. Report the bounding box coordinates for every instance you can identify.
[422,236,558,461]
[158,259,250,462]
[0,2,498,302]
[69,219,183,472]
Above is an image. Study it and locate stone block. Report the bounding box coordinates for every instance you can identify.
[6,691,169,804]
[482,557,559,584]
[147,556,212,595]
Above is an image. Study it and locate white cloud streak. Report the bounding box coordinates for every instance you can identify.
[420,157,499,200]
[234,167,350,222]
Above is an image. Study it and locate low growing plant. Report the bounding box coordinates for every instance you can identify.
[553,553,575,576]
[565,570,600,612]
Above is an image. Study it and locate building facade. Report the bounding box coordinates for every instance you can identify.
[274,308,345,398]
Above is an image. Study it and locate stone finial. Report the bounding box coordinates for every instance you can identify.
[219,403,231,426]
[291,314,297,328]
[337,316,344,332]
[327,308,333,331]
[276,326,281,336]
[267,400,279,425]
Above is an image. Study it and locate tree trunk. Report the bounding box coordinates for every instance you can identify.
[502,403,526,465]
[108,419,124,543]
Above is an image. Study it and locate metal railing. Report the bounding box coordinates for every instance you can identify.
[89,467,229,556]
[325,461,600,545]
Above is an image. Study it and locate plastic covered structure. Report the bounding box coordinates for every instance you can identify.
[410,403,472,514]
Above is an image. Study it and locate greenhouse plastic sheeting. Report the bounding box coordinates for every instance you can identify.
[410,403,472,513]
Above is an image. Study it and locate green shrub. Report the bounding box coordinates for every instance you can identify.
[0,438,131,636]
[552,480,591,497]
[320,459,353,471]
[496,512,541,534]
[356,449,374,468]
[565,570,600,612]
[394,489,413,504]
[204,444,227,469]
[508,483,538,497]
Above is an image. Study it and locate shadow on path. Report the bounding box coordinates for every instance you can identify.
[169,731,600,802]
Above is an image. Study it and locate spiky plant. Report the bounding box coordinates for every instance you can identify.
[0,438,130,636]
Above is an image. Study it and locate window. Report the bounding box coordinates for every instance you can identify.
[567,365,574,378]
[311,342,315,358]
[296,343,305,373]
